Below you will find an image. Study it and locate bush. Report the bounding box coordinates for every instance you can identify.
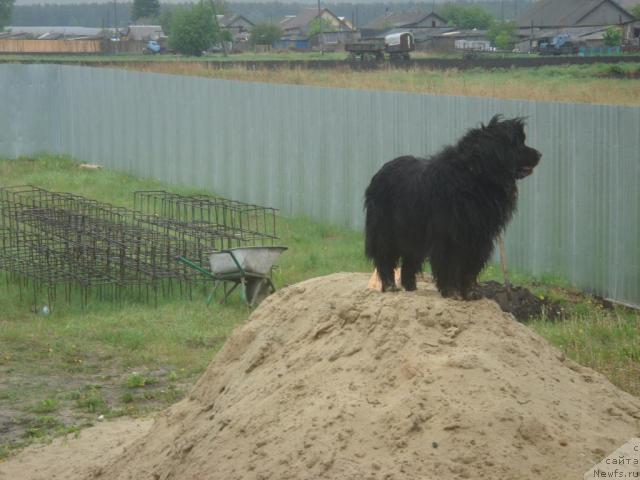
[169,3,220,56]
[487,20,517,50]
[0,0,14,31]
[603,26,622,47]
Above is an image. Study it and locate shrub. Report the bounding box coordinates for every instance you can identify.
[603,26,622,47]
[169,3,220,56]
[487,20,517,50]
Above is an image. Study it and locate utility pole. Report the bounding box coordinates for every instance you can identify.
[113,0,118,53]
[317,0,323,53]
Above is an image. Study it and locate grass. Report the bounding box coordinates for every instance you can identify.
[4,51,639,105]
[119,61,640,106]
[0,154,637,459]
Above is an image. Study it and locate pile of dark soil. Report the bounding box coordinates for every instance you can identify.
[477,280,564,322]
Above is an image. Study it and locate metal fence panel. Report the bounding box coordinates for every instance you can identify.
[0,64,638,306]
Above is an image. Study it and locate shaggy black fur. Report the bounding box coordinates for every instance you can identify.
[364,115,541,298]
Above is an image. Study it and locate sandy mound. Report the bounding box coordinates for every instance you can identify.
[86,273,638,479]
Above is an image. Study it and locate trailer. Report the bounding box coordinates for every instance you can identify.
[346,32,415,62]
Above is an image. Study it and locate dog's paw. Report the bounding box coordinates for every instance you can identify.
[382,284,400,293]
[463,286,484,301]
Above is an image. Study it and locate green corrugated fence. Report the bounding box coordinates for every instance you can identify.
[1,64,638,306]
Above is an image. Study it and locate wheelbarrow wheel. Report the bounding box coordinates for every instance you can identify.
[244,277,273,307]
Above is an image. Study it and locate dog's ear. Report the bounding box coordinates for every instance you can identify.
[487,114,503,128]
[511,117,527,131]
[504,117,527,143]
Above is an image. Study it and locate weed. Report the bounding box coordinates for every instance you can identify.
[75,386,108,414]
[29,398,59,414]
[126,373,151,389]
[121,392,135,403]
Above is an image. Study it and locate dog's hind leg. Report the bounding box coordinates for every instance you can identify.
[400,254,423,291]
[378,253,400,292]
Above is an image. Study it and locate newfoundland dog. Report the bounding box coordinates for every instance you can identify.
[364,115,541,298]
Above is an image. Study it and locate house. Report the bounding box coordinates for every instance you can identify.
[3,26,110,39]
[0,26,106,53]
[359,10,453,49]
[429,29,490,52]
[362,11,448,37]
[278,8,356,49]
[125,25,164,42]
[513,25,620,52]
[517,0,634,28]
[516,0,638,50]
[217,14,254,42]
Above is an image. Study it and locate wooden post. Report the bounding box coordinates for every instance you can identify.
[497,235,512,299]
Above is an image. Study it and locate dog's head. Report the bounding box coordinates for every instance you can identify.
[483,115,541,180]
[460,115,541,182]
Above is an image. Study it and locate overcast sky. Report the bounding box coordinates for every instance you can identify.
[14,0,453,5]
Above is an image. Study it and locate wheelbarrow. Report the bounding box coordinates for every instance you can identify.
[176,246,287,307]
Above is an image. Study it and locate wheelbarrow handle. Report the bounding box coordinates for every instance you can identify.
[175,256,215,278]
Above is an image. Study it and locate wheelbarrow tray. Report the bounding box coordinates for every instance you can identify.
[209,246,287,277]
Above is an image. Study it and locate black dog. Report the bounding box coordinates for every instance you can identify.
[364,115,541,298]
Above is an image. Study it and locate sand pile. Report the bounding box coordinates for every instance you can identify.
[87,273,638,480]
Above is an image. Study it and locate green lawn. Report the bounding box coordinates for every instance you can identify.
[0,155,637,459]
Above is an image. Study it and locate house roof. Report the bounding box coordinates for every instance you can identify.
[440,29,489,39]
[5,26,108,37]
[280,8,324,31]
[517,0,634,28]
[365,11,447,30]
[126,25,164,41]
[280,8,352,32]
[384,27,454,41]
[217,14,254,28]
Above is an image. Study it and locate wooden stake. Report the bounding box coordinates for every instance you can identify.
[497,235,512,299]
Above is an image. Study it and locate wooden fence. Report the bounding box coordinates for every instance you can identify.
[0,39,102,54]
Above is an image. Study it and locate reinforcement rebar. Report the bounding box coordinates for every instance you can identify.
[0,186,279,308]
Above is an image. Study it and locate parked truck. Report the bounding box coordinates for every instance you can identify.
[538,33,579,55]
[346,32,415,62]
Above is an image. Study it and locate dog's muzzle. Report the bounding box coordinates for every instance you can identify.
[516,149,541,179]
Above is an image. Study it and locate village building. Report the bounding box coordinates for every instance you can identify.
[278,8,356,50]
[515,0,639,51]
[361,11,448,38]
[217,14,254,43]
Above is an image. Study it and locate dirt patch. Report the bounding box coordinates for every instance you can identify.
[20,272,631,480]
[0,365,190,456]
[476,280,564,321]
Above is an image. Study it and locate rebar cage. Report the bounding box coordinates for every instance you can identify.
[0,186,279,309]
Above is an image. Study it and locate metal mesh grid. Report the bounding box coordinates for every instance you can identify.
[0,186,279,308]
